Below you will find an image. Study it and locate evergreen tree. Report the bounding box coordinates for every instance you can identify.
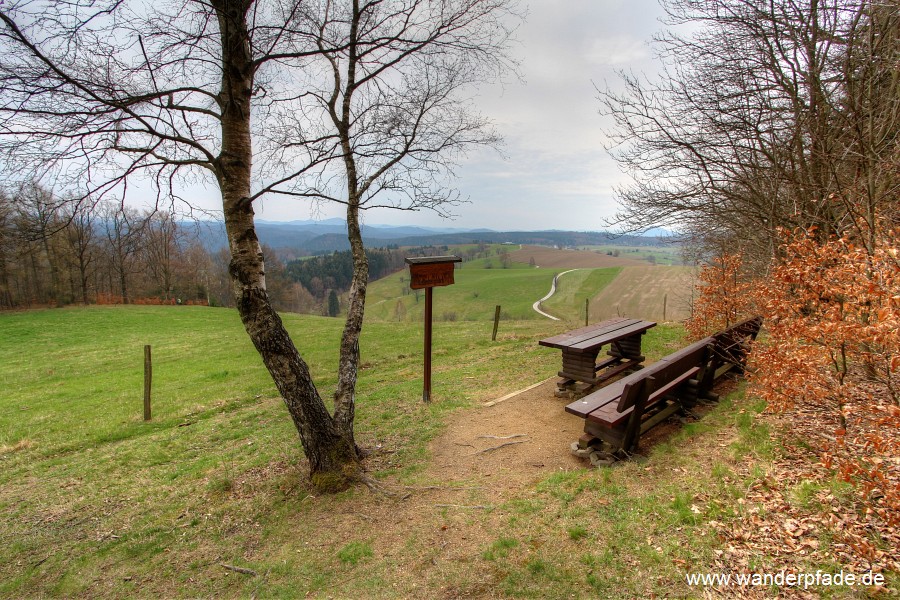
[327,290,340,318]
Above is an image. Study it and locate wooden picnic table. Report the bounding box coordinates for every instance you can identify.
[562,316,763,456]
[539,317,657,395]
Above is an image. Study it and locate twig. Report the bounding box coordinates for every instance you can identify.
[476,434,527,440]
[434,504,491,510]
[221,564,257,576]
[473,440,525,454]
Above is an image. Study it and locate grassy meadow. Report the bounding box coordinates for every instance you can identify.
[365,262,558,322]
[0,306,559,596]
[0,305,684,597]
[2,304,889,597]
[579,245,685,266]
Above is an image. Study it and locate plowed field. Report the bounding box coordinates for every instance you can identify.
[590,265,694,322]
[509,245,644,268]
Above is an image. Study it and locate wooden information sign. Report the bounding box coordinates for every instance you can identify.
[406,256,460,289]
[405,256,462,402]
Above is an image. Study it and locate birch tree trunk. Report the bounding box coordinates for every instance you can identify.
[213,0,359,490]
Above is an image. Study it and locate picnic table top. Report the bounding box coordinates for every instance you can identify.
[538,317,657,353]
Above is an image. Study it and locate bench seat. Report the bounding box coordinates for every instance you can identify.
[560,316,763,457]
[586,366,700,428]
[566,337,716,452]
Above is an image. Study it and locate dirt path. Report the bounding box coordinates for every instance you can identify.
[428,378,584,488]
[531,270,578,321]
[311,378,589,596]
[266,374,728,598]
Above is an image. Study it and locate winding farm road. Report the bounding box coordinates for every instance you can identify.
[532,269,578,320]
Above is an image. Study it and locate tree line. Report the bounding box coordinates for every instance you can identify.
[286,248,414,301]
[0,182,471,315]
[0,184,215,309]
[0,181,324,314]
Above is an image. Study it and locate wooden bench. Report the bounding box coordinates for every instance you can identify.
[564,316,764,455]
[710,315,763,379]
[539,317,657,396]
[566,337,714,452]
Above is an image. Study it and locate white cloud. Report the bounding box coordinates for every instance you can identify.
[133,1,667,232]
[585,36,650,66]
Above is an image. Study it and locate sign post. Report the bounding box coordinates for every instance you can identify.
[406,256,462,403]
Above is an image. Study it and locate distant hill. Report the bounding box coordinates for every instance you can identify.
[185,219,669,255]
[509,245,645,268]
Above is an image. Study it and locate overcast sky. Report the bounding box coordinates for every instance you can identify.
[189,1,669,231]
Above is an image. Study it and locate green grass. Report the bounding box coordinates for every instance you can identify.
[580,245,686,266]
[458,256,532,270]
[0,305,559,597]
[337,541,374,565]
[2,305,886,598]
[365,265,558,322]
[540,267,622,321]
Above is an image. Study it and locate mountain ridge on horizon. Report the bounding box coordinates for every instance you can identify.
[187,219,674,256]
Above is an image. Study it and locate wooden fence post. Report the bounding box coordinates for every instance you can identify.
[143,345,152,421]
[585,298,589,326]
[663,294,668,322]
[492,305,501,341]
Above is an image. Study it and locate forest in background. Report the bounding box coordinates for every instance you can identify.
[0,186,521,314]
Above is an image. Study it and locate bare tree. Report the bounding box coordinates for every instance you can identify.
[13,183,66,304]
[99,203,144,304]
[144,210,181,301]
[61,200,98,304]
[0,190,14,308]
[258,0,518,455]
[0,0,518,490]
[599,0,899,263]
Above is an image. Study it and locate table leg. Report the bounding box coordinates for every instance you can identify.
[609,333,644,360]
[559,349,601,383]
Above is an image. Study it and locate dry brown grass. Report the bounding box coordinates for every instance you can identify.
[590,265,695,322]
[0,439,33,455]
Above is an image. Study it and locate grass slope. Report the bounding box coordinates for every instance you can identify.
[3,306,883,597]
[540,267,622,322]
[365,264,557,322]
[0,305,567,597]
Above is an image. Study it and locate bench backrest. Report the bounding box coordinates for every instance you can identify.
[615,378,648,414]
[616,338,712,413]
[711,316,763,364]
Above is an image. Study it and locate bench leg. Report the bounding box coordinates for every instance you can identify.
[621,378,650,452]
[583,421,625,451]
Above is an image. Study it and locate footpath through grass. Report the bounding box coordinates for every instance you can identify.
[365,264,557,322]
[540,267,622,321]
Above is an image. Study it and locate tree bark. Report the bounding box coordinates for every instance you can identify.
[212,0,359,491]
[332,199,367,445]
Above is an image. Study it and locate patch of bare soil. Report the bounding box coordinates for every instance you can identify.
[428,379,584,485]
[260,380,597,597]
[509,245,645,269]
